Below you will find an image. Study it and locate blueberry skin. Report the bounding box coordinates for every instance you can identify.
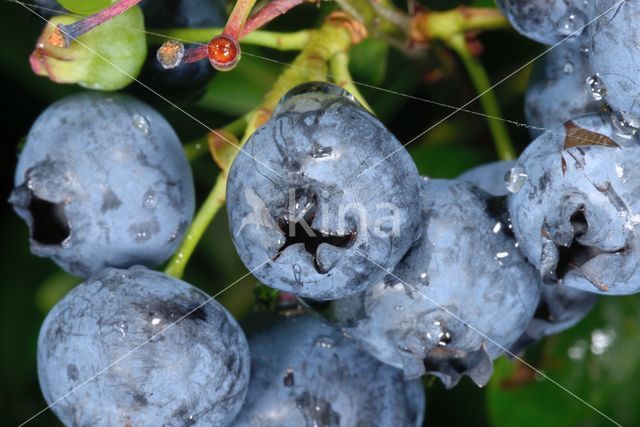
[324,179,541,388]
[138,0,226,100]
[525,37,602,139]
[234,314,425,427]
[459,161,598,350]
[226,83,423,300]
[10,92,195,277]
[496,0,588,45]
[457,160,516,196]
[588,0,640,124]
[507,114,640,295]
[510,283,599,354]
[37,266,250,426]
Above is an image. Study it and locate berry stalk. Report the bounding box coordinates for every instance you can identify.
[165,174,226,279]
[148,28,312,51]
[448,33,515,161]
[48,0,143,47]
[329,51,373,113]
[239,0,307,37]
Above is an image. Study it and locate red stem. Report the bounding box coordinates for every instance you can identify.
[52,0,142,47]
[223,0,257,39]
[240,0,306,37]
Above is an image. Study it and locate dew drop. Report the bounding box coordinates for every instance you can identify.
[132,114,150,134]
[143,190,157,209]
[585,75,607,101]
[394,305,405,311]
[504,166,528,193]
[611,111,640,138]
[562,62,574,74]
[315,336,335,349]
[114,322,128,338]
[558,14,576,36]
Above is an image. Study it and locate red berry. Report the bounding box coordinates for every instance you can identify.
[207,35,240,71]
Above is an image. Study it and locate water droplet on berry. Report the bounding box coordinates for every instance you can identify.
[504,166,528,193]
[143,190,157,209]
[315,336,335,349]
[114,322,127,338]
[394,305,405,311]
[207,35,240,71]
[563,62,574,74]
[611,111,640,138]
[558,14,576,36]
[280,81,357,105]
[585,75,607,101]
[132,114,149,134]
[310,146,333,159]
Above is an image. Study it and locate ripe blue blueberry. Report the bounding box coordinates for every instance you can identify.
[234,314,425,426]
[457,160,516,196]
[226,82,423,300]
[510,284,599,353]
[9,92,195,277]
[37,266,250,426]
[525,37,602,139]
[323,179,541,388]
[459,160,599,352]
[588,0,640,135]
[496,0,588,45]
[507,114,640,295]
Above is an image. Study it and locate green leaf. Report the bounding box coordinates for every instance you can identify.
[35,270,81,314]
[349,38,388,86]
[488,295,640,427]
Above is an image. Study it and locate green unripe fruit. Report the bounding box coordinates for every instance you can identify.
[30,7,146,91]
[58,0,113,15]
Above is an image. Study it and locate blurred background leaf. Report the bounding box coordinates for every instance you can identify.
[488,295,640,427]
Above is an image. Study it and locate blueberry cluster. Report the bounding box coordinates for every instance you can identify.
[14,1,640,422]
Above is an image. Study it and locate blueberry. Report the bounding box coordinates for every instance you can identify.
[234,314,425,426]
[496,0,588,45]
[37,266,250,426]
[457,160,516,196]
[588,0,640,133]
[137,0,226,100]
[507,113,640,294]
[525,37,602,139]
[323,179,541,388]
[226,82,423,300]
[9,92,195,277]
[510,283,599,354]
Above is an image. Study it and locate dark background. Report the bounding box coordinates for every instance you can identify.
[1,1,639,426]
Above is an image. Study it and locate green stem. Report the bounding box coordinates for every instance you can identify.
[448,34,515,161]
[183,115,249,161]
[184,136,208,161]
[147,28,312,51]
[164,174,227,279]
[329,51,373,113]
